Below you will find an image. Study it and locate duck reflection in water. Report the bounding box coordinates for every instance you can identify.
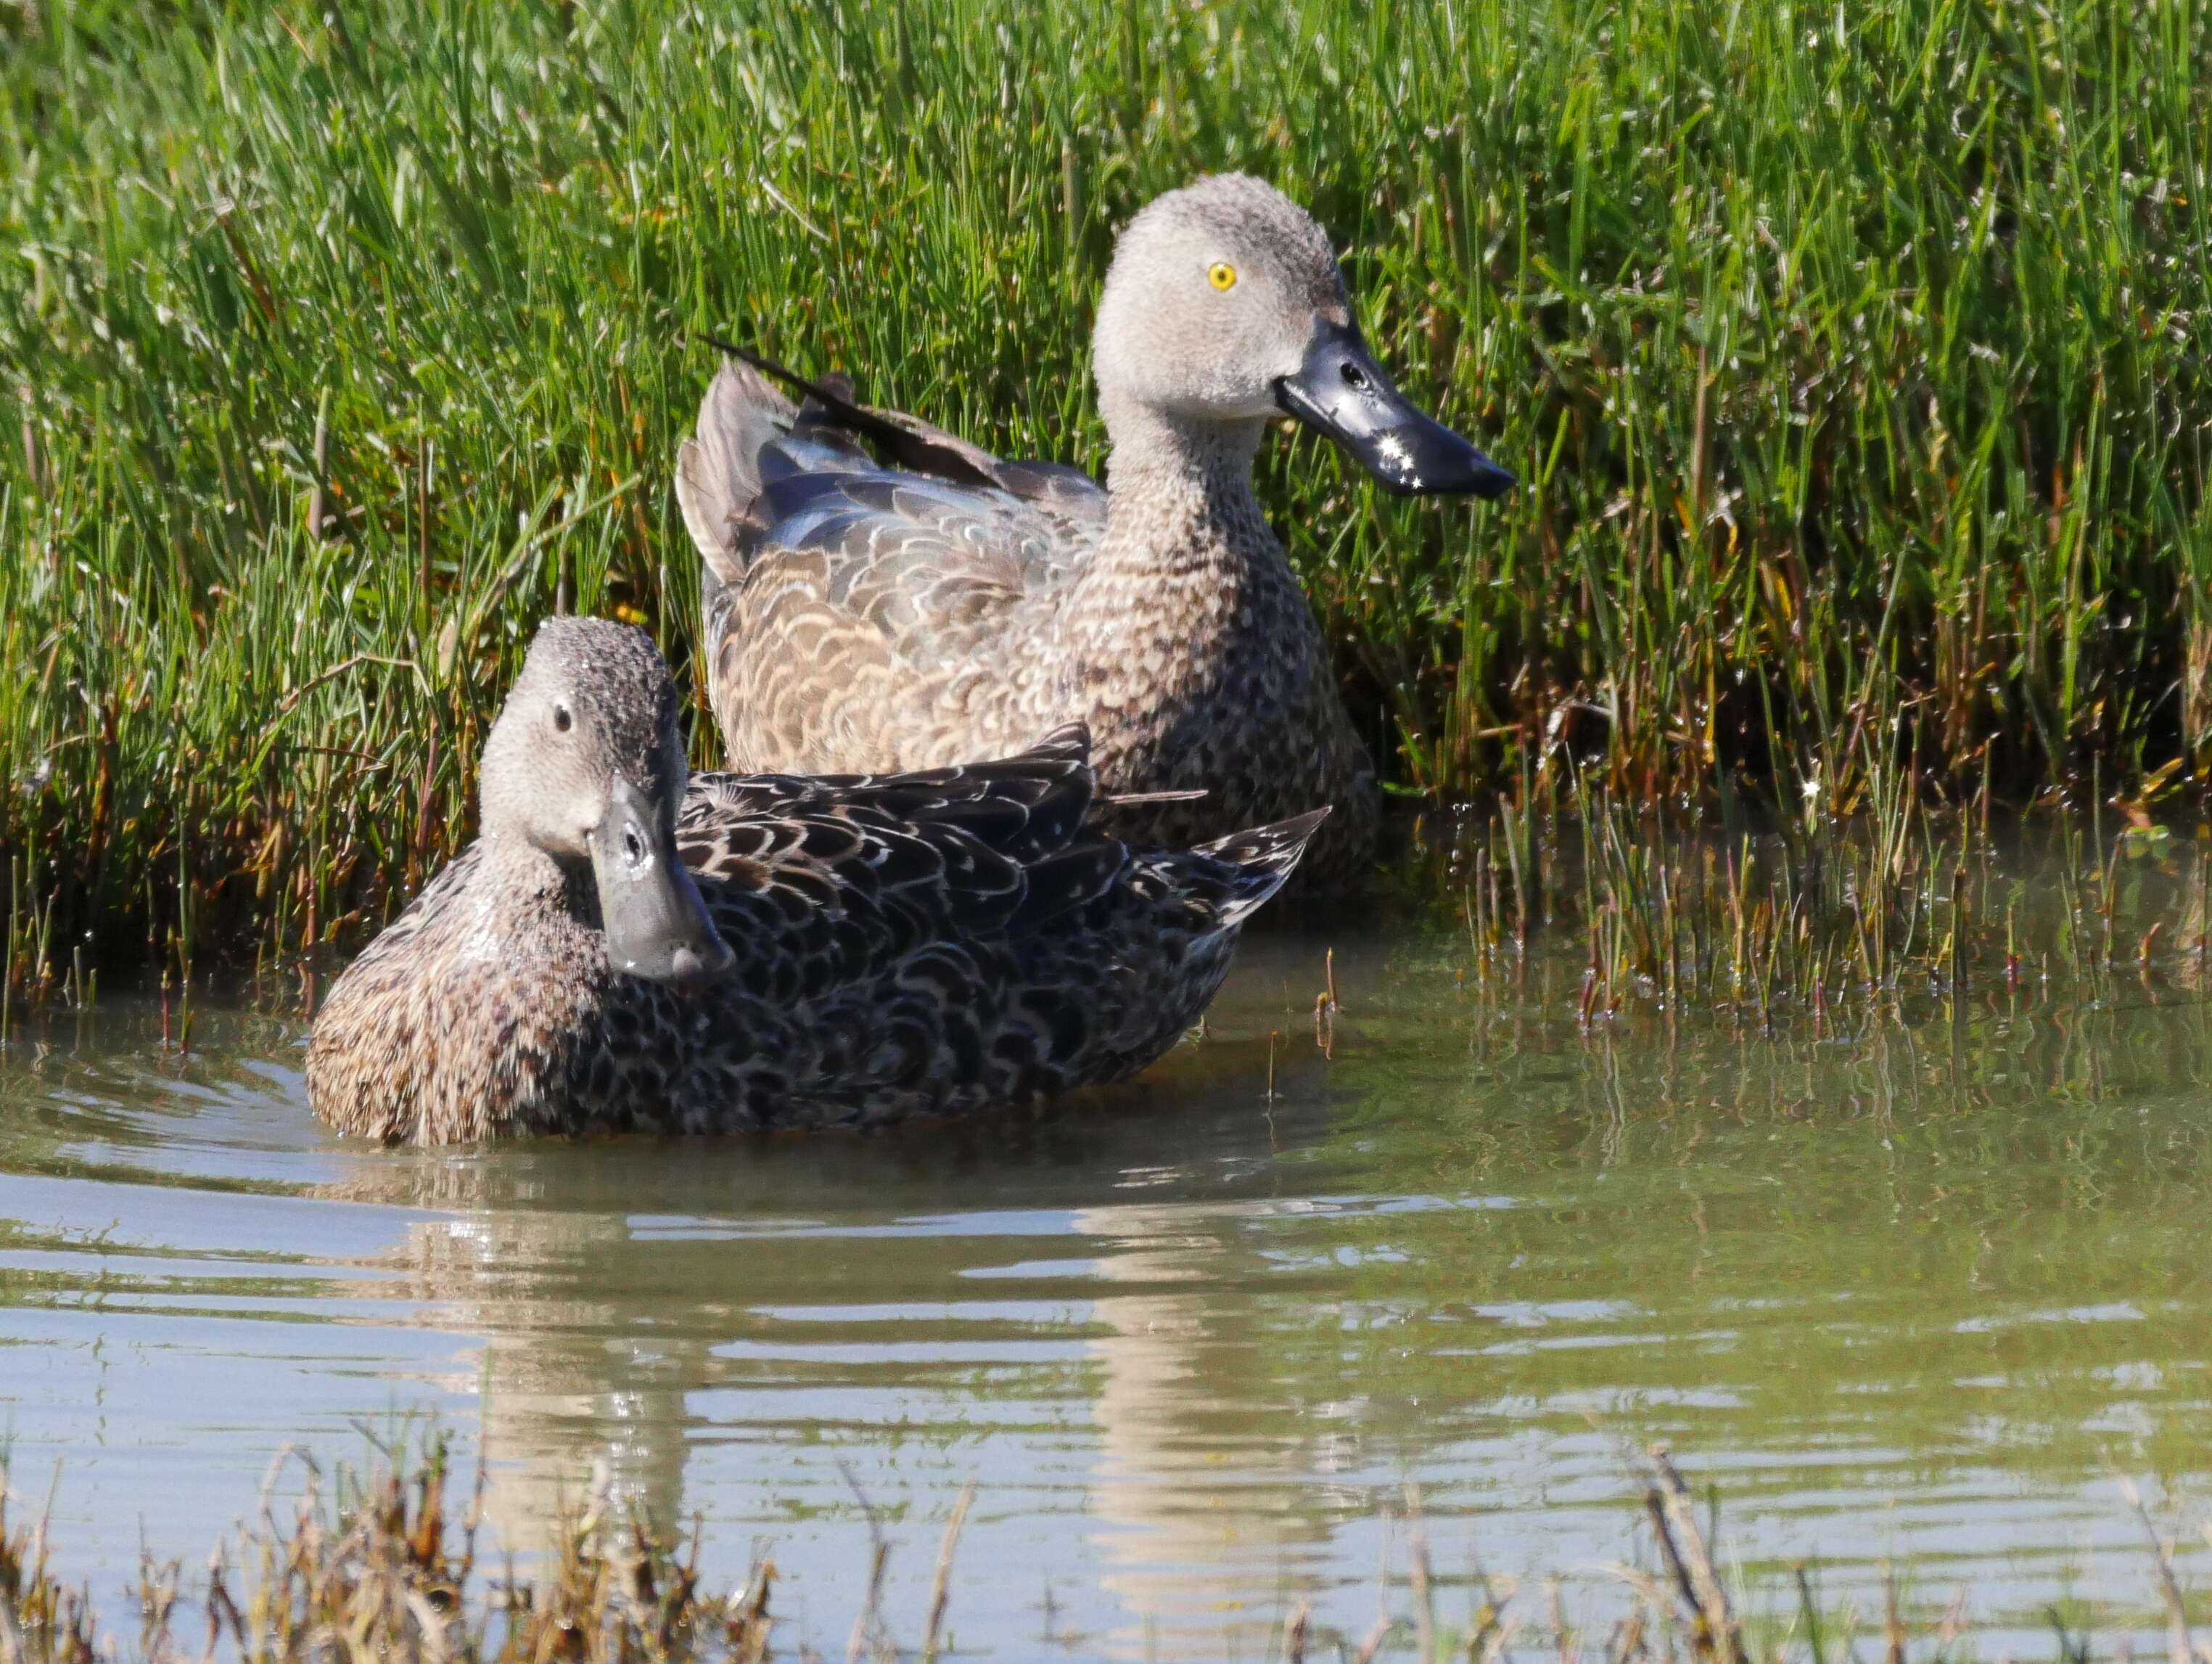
[312,969,1348,1660]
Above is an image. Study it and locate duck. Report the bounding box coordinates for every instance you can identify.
[675,173,1512,894]
[305,616,1325,1144]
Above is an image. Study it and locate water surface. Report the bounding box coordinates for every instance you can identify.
[4,911,2210,1658]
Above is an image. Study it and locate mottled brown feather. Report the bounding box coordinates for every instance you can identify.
[675,179,1396,890]
[306,724,1325,1144]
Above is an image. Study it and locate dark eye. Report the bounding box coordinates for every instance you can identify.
[1341,361,1369,392]
[622,826,646,869]
[553,705,572,733]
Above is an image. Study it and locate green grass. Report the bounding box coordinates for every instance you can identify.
[3,0,2210,982]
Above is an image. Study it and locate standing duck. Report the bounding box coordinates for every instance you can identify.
[675,173,1512,893]
[306,617,1324,1144]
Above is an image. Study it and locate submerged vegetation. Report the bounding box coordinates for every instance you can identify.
[1417,778,2212,1031]
[4,1435,2208,1663]
[4,0,2212,985]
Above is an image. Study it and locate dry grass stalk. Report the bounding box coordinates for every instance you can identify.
[7,1440,2212,1663]
[2118,1475,2211,1664]
[1,1438,787,1664]
[1643,1446,1748,1664]
[918,1482,972,1664]
[1406,1480,1436,1663]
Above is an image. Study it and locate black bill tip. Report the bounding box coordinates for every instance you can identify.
[1273,321,1515,499]
[1353,411,1517,499]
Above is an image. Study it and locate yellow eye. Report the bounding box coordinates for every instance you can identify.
[1208,261,1238,292]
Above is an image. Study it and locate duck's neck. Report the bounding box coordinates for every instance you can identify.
[449,836,607,1007]
[474,833,593,919]
[307,834,606,1143]
[1055,403,1299,705]
[1099,398,1269,503]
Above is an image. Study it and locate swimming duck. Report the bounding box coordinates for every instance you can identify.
[675,173,1512,893]
[305,617,1324,1144]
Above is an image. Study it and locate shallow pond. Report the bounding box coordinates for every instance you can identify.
[4,898,2211,1659]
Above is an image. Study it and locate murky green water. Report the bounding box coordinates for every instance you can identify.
[4,903,2211,1659]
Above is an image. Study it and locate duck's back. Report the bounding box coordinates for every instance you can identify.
[311,726,1322,1143]
[678,361,1106,774]
[654,729,1322,1131]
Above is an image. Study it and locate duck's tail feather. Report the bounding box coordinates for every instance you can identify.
[1198,807,1333,927]
[676,358,794,591]
[1014,722,1093,768]
[1096,787,1209,807]
[689,333,1015,493]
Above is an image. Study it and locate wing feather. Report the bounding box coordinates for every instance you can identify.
[673,727,1127,1002]
[681,358,1110,772]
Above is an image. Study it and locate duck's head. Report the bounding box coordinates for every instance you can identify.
[1092,173,1514,499]
[479,617,734,987]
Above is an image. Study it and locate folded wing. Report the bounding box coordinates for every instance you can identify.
[676,358,1109,771]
